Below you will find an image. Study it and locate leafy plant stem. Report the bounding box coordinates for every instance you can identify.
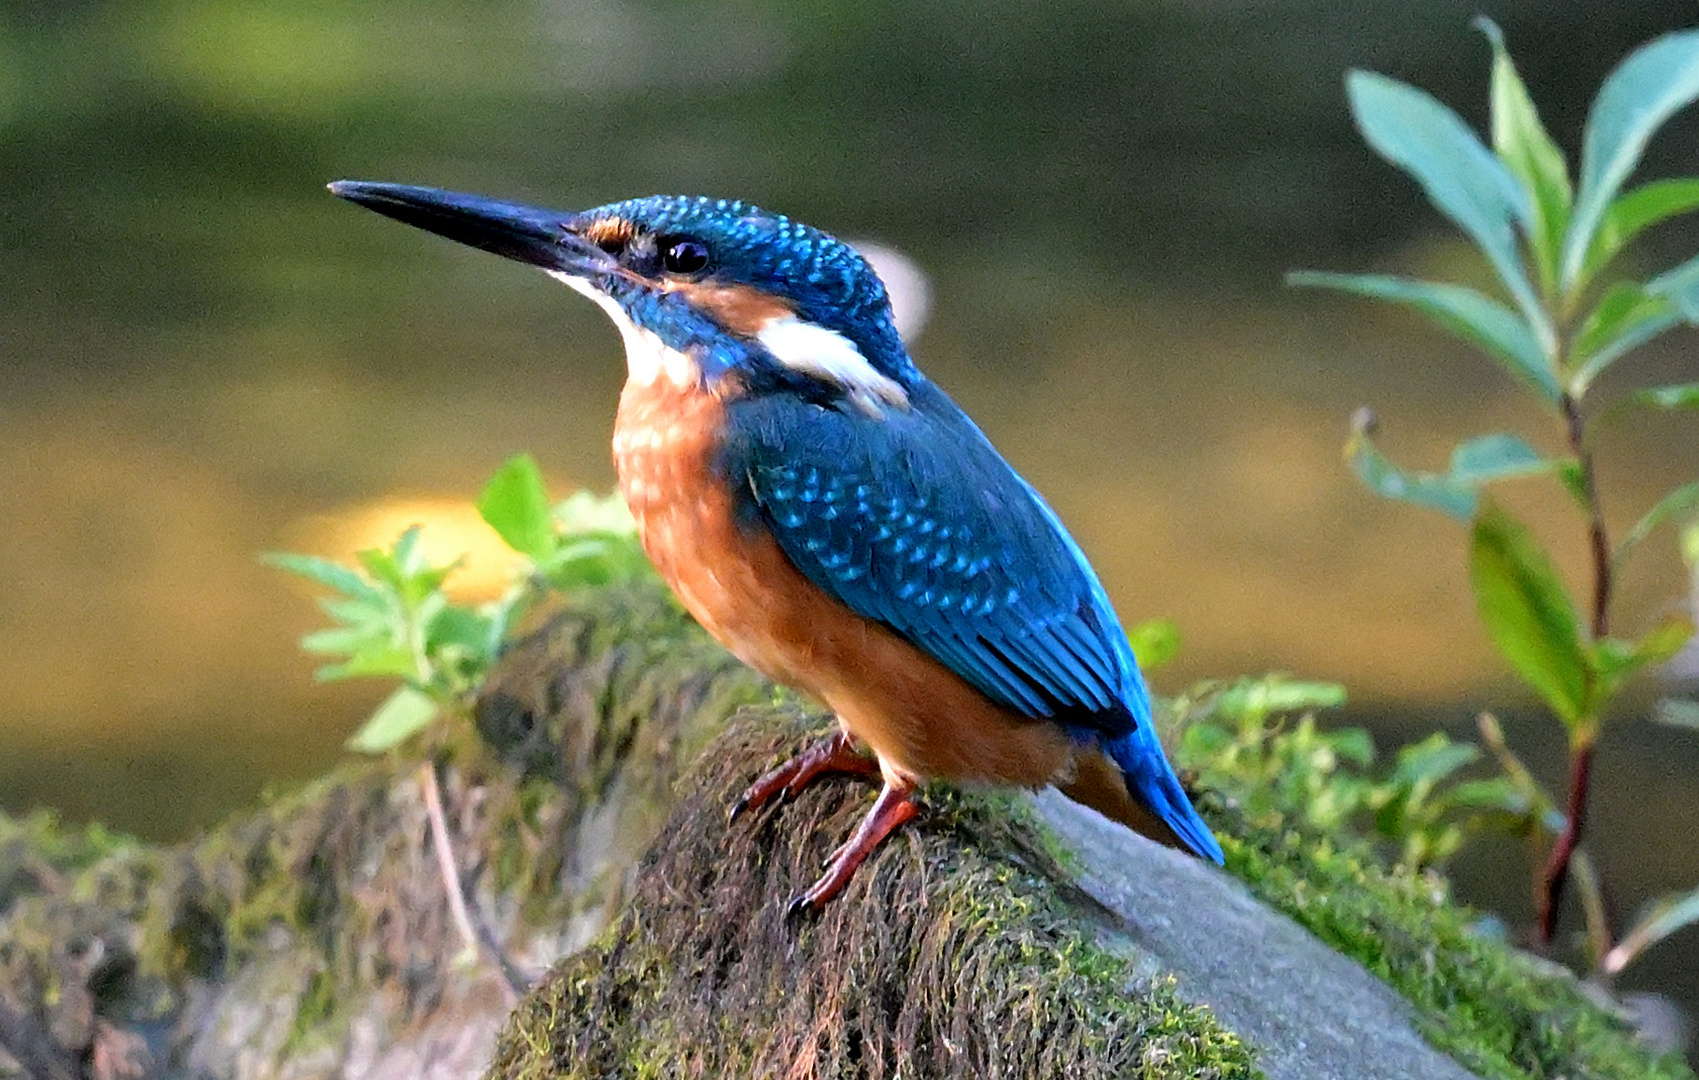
[1561,393,1613,640]
[1535,394,1613,946]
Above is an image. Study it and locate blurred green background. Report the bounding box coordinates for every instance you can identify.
[2,0,1697,1040]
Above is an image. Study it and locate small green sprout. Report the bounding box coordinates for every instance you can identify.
[267,454,653,753]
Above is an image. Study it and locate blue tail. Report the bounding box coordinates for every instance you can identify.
[1101,721,1223,864]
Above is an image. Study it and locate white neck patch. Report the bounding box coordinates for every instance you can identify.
[551,271,699,388]
[755,316,909,416]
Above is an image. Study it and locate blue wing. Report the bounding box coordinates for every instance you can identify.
[721,380,1136,734]
[720,379,1224,864]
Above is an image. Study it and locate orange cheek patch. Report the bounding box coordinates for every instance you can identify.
[581,216,636,252]
[671,281,795,336]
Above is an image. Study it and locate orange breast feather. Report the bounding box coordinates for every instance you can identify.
[611,377,1075,789]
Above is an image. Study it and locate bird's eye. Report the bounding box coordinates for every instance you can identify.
[660,237,711,276]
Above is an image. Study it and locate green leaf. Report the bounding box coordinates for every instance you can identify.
[1627,616,1695,669]
[391,524,424,575]
[1582,177,1699,281]
[299,625,388,657]
[1288,272,1557,402]
[1447,777,1526,813]
[1562,30,1699,291]
[1344,70,1552,352]
[1569,282,1680,394]
[1212,676,1347,722]
[1478,18,1572,297]
[540,534,656,589]
[1449,433,1551,484]
[1470,505,1590,726]
[481,589,533,660]
[1614,479,1699,566]
[1602,885,1699,975]
[1345,427,1548,522]
[1638,616,1697,667]
[1593,615,1695,702]
[479,454,556,561]
[1348,426,1477,521]
[1645,251,1699,324]
[553,490,637,536]
[262,551,385,604]
[424,603,493,659]
[1632,382,1699,409]
[1179,722,1231,761]
[314,646,416,683]
[1654,698,1699,732]
[1128,617,1181,670]
[356,542,405,592]
[346,686,440,754]
[1391,734,1480,790]
[318,595,389,626]
[1323,727,1376,768]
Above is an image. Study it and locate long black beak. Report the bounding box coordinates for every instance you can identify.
[327,180,609,275]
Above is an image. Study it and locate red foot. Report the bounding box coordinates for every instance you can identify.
[730,730,880,822]
[786,780,922,919]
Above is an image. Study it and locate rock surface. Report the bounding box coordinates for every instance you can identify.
[1034,789,1480,1080]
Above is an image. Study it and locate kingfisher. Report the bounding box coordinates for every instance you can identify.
[329,181,1224,914]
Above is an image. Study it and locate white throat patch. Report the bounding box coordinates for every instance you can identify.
[550,271,699,388]
[755,316,910,416]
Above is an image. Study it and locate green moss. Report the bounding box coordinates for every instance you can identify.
[290,965,339,1048]
[1219,813,1690,1080]
[484,713,1258,1080]
[0,810,136,909]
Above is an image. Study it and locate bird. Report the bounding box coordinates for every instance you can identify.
[328,180,1224,915]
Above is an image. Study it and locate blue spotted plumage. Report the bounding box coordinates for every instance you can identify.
[329,180,1223,913]
[725,380,1221,863]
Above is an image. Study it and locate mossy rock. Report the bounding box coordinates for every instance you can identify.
[0,583,1691,1080]
[476,601,1689,1080]
[486,711,1254,1079]
[0,584,766,1080]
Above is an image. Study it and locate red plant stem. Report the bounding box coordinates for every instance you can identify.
[1561,394,1612,640]
[1536,740,1595,943]
[1536,394,1613,946]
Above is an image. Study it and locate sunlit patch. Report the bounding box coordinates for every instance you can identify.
[288,496,526,603]
[580,215,636,253]
[756,315,909,416]
[665,280,794,336]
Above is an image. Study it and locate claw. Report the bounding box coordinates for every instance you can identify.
[783,893,815,926]
[731,730,879,823]
[784,780,922,918]
[728,793,753,824]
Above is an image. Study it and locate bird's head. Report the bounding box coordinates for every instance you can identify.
[330,181,916,413]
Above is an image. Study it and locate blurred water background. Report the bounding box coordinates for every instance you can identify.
[2,0,1697,1042]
